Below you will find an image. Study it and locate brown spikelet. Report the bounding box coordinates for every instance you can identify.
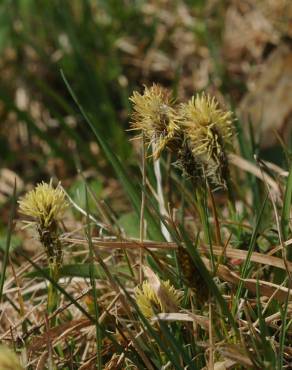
[177,245,209,306]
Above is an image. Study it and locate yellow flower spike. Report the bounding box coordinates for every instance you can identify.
[0,345,23,370]
[18,180,68,229]
[18,180,68,270]
[179,93,234,186]
[135,280,182,319]
[18,180,68,320]
[130,84,180,159]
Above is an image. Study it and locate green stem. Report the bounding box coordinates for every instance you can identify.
[195,187,215,273]
[47,263,60,326]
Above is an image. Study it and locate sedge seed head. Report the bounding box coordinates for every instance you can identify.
[18,180,68,229]
[179,93,234,186]
[0,346,23,370]
[180,93,234,157]
[130,84,180,159]
[134,280,182,319]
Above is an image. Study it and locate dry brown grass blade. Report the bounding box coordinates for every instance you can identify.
[62,236,177,250]
[218,345,253,368]
[262,160,289,177]
[201,244,292,272]
[202,258,291,303]
[69,237,292,272]
[28,318,90,354]
[3,252,45,294]
[36,351,48,370]
[228,153,280,195]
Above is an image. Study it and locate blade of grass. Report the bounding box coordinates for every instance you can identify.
[281,163,292,260]
[233,193,268,313]
[61,71,163,241]
[278,288,290,370]
[255,278,275,366]
[0,181,16,302]
[86,185,102,370]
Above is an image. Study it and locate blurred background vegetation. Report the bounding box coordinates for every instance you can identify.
[0,0,291,223]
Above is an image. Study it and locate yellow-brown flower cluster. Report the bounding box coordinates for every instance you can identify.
[130,85,234,188]
[18,180,68,267]
[18,180,68,229]
[130,84,180,159]
[135,280,182,319]
[179,93,234,186]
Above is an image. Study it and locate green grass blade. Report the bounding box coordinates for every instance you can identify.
[256,278,275,365]
[281,163,292,260]
[233,194,268,310]
[278,290,290,370]
[86,186,102,370]
[0,182,17,302]
[61,71,163,241]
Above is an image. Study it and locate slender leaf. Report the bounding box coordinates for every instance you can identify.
[61,71,163,241]
[0,182,16,302]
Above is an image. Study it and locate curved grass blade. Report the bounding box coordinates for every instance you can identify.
[86,186,102,370]
[61,71,163,241]
[0,181,16,302]
[233,194,268,311]
[281,164,292,260]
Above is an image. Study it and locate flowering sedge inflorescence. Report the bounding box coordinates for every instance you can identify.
[135,280,182,319]
[18,180,68,268]
[179,93,234,187]
[130,84,180,159]
[130,85,234,188]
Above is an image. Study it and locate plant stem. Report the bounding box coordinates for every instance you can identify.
[195,187,215,273]
[47,263,60,327]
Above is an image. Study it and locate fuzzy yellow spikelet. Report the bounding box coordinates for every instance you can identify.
[180,93,234,154]
[180,93,234,185]
[130,84,180,159]
[18,180,68,229]
[135,280,182,319]
[0,346,23,370]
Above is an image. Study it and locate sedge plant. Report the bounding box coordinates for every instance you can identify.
[18,180,68,324]
[130,84,235,306]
